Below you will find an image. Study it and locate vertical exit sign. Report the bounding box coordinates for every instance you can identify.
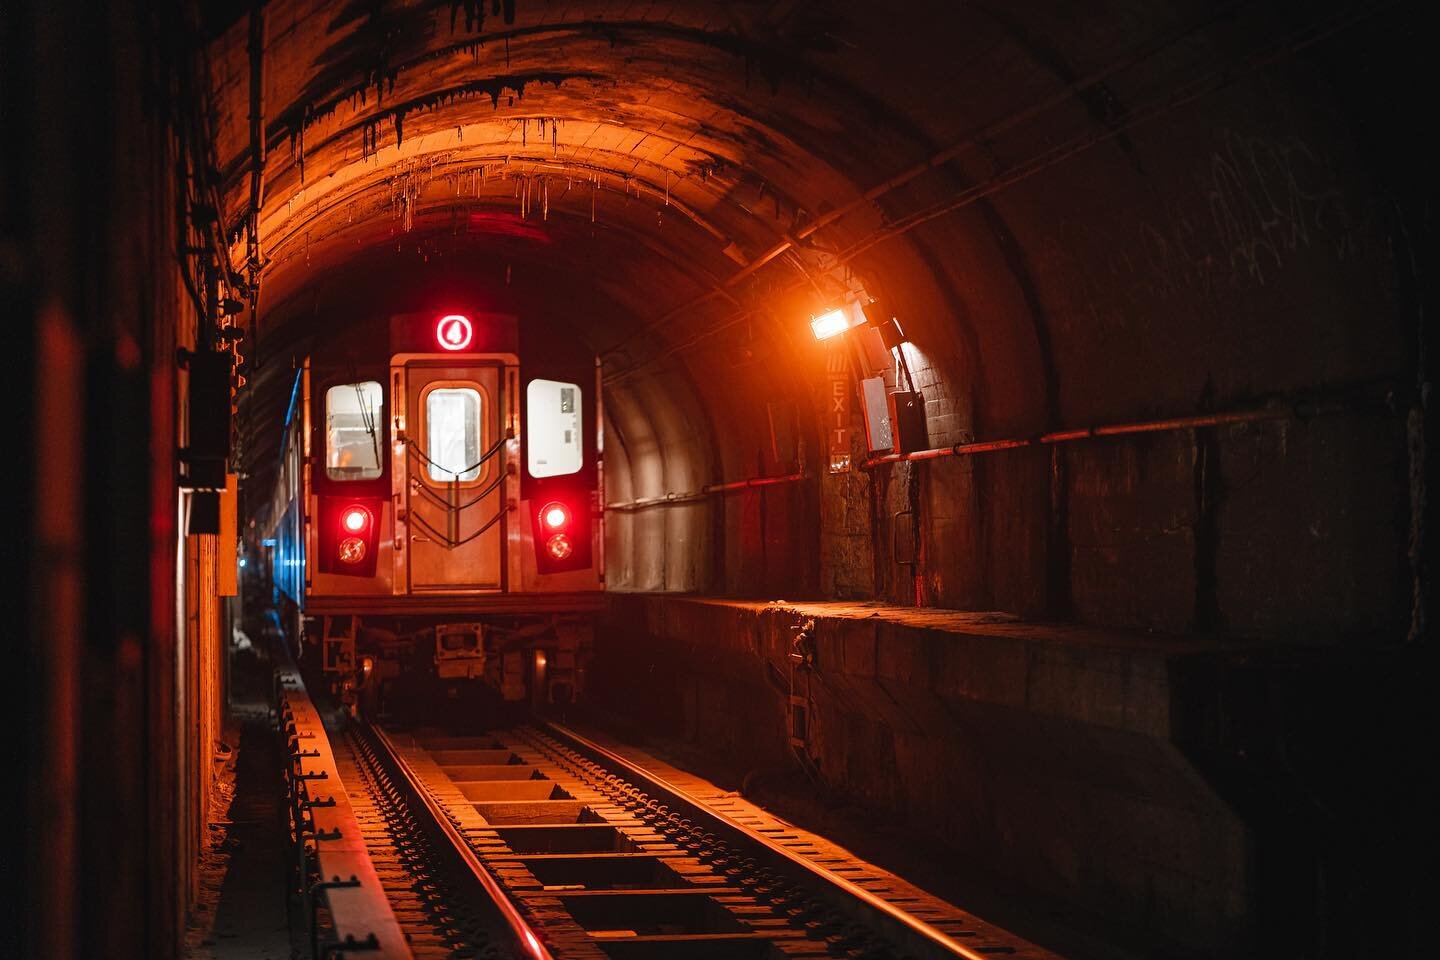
[826,347,850,473]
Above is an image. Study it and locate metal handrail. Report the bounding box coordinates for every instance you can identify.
[409,469,506,512]
[408,501,510,549]
[401,433,507,480]
[859,398,1359,469]
[605,470,806,511]
[400,433,511,549]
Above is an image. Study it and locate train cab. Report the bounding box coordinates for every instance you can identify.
[260,309,603,709]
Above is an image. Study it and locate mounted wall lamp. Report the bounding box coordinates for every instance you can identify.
[809,304,864,340]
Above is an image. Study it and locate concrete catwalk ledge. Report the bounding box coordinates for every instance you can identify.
[658,597,1218,738]
[593,594,1402,957]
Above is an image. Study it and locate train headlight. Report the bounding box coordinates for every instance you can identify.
[540,501,569,530]
[338,536,367,564]
[341,505,371,533]
[545,533,573,561]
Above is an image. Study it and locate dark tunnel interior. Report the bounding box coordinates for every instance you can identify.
[2,2,1431,958]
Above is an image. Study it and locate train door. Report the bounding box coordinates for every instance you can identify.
[396,360,509,591]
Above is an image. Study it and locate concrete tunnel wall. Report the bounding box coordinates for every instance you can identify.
[602,370,717,592]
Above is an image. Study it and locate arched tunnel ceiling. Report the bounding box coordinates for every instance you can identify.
[207,0,1401,498]
[214,0,921,322]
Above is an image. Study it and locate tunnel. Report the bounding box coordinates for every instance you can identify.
[3,2,1429,958]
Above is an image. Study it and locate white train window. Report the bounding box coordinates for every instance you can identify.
[527,379,583,477]
[325,381,383,480]
[425,387,484,482]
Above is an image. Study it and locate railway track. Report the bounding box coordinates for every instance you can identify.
[315,715,1060,960]
[334,732,497,958]
[282,656,1056,960]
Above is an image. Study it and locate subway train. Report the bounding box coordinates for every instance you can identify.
[253,309,602,709]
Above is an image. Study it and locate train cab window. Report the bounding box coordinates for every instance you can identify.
[425,387,484,482]
[325,381,384,480]
[527,379,583,478]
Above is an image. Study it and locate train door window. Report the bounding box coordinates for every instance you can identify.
[527,379,583,478]
[424,386,484,483]
[325,381,384,480]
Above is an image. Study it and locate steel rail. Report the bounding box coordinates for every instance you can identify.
[539,720,994,960]
[366,724,554,960]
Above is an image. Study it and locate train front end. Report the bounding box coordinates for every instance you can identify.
[260,309,602,712]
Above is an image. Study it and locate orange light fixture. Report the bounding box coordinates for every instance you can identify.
[810,306,859,340]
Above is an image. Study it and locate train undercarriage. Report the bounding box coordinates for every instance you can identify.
[302,611,592,717]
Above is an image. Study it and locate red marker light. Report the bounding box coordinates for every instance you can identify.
[341,506,370,533]
[545,533,573,561]
[540,501,569,530]
[436,314,473,351]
